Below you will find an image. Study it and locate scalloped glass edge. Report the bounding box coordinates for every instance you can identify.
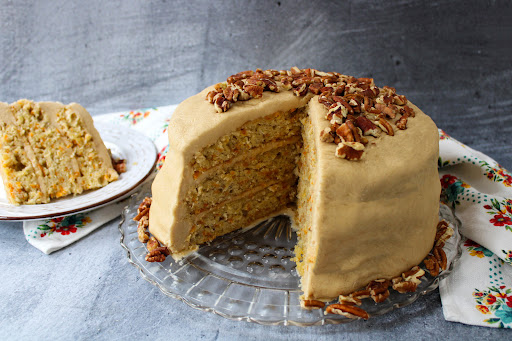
[119,182,462,326]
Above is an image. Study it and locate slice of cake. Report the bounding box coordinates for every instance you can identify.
[148,68,440,301]
[0,100,118,205]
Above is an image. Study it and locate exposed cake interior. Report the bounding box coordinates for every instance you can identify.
[183,108,304,248]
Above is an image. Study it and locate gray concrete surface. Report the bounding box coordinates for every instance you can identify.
[1,0,511,339]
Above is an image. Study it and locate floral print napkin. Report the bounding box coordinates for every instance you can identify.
[22,107,512,328]
[437,130,512,328]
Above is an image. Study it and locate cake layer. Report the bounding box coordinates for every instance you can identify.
[191,109,303,175]
[0,100,118,205]
[186,139,301,214]
[188,179,297,250]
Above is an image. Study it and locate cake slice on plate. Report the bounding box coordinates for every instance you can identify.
[0,99,118,205]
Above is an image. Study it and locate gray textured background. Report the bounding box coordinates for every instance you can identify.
[1,0,511,340]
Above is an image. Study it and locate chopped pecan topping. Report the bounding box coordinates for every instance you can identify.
[207,67,414,162]
[206,90,220,103]
[325,304,369,320]
[214,93,230,113]
[292,83,308,96]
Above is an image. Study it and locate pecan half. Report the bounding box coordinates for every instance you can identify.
[325,304,369,320]
[112,158,127,174]
[335,142,364,161]
[227,70,253,84]
[433,246,448,270]
[301,299,325,309]
[308,82,324,94]
[206,90,220,103]
[402,266,425,284]
[355,116,380,137]
[320,127,334,143]
[223,86,240,102]
[435,220,453,248]
[375,118,394,136]
[396,113,408,130]
[392,280,418,293]
[394,95,408,105]
[146,236,160,252]
[133,206,149,221]
[336,122,355,142]
[145,246,170,263]
[243,84,263,98]
[292,83,308,96]
[338,294,362,306]
[137,216,150,243]
[401,105,415,117]
[351,289,371,300]
[213,94,230,112]
[424,255,440,277]
[367,279,390,303]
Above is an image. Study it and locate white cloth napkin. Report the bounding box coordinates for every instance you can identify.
[22,107,512,328]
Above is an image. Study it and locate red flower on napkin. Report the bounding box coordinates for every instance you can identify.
[490,214,512,227]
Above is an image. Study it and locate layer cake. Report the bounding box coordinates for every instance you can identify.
[148,68,440,301]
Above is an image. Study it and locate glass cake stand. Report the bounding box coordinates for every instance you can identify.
[119,182,462,326]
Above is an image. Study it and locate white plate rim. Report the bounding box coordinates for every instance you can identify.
[0,124,157,221]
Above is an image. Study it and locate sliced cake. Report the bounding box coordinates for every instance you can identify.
[148,68,440,301]
[0,100,118,205]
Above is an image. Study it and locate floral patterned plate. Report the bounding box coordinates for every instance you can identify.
[0,124,157,221]
[119,183,462,326]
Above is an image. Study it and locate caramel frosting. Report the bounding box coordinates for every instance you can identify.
[149,71,440,300]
